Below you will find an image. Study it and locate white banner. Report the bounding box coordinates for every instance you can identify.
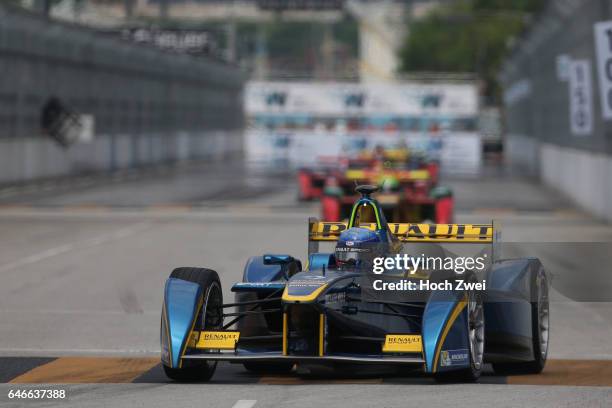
[568,60,594,136]
[594,21,612,120]
[246,81,478,117]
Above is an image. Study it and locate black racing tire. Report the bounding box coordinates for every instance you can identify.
[434,272,484,383]
[493,267,549,375]
[163,364,215,383]
[243,362,294,374]
[433,368,478,383]
[162,267,223,382]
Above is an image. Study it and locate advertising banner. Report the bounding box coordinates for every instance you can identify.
[245,81,481,176]
[246,81,479,117]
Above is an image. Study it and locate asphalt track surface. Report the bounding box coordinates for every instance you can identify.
[0,161,611,407]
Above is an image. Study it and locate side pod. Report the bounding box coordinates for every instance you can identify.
[161,278,202,369]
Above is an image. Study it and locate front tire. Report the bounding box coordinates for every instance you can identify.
[493,267,549,375]
[163,363,216,382]
[434,274,484,383]
[162,267,223,382]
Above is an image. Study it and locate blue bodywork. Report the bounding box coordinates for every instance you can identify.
[162,278,202,368]
[422,291,469,372]
[308,253,336,271]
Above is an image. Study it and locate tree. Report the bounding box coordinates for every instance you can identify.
[398,0,545,103]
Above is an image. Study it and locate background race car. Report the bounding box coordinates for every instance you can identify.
[320,149,452,223]
[297,156,345,201]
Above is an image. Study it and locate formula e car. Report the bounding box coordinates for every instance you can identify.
[160,186,549,382]
[297,147,438,202]
[320,154,451,224]
[297,160,339,201]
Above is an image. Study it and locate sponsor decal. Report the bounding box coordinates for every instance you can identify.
[389,224,492,242]
[336,247,370,253]
[195,331,240,350]
[289,278,327,290]
[382,334,423,353]
[233,282,285,288]
[324,292,345,304]
[310,222,493,243]
[376,194,400,205]
[346,170,366,179]
[300,275,328,280]
[440,349,469,367]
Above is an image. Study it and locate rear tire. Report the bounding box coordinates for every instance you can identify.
[321,195,342,221]
[493,267,549,375]
[162,267,223,382]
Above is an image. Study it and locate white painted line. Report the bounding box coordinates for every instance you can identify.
[0,243,76,274]
[232,400,257,408]
[0,222,151,274]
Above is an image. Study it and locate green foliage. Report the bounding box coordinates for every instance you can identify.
[399,0,546,102]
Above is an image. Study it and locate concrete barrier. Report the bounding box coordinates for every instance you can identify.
[506,134,612,221]
[0,131,243,184]
[540,143,612,221]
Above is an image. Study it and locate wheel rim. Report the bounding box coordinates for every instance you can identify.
[468,292,485,371]
[202,282,223,330]
[537,274,550,359]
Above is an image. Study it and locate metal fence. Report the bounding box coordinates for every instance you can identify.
[500,0,612,155]
[500,0,612,221]
[0,4,244,140]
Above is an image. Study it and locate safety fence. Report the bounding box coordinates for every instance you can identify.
[0,4,245,183]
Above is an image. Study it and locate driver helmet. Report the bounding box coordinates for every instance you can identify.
[335,228,384,271]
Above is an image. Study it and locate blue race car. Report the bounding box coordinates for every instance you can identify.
[160,185,549,382]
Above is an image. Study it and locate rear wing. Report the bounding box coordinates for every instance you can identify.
[344,169,430,182]
[308,217,498,256]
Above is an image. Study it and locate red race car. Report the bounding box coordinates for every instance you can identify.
[297,157,349,201]
[320,152,452,224]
